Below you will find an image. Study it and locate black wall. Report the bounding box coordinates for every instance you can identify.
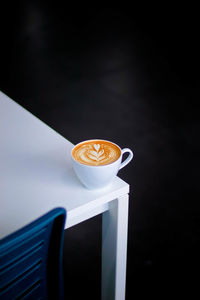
[1,2,199,299]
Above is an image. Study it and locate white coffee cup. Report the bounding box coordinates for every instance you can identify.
[71,139,133,189]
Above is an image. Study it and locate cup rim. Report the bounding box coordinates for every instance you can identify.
[71,139,122,168]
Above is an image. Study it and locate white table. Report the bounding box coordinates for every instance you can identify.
[0,91,130,300]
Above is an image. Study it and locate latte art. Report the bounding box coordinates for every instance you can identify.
[72,140,121,166]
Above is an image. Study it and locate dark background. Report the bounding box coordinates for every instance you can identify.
[1,2,199,299]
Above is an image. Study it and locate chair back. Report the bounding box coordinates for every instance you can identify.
[0,207,66,299]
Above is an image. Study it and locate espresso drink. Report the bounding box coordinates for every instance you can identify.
[72,140,121,166]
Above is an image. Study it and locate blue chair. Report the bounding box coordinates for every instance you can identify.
[0,207,66,300]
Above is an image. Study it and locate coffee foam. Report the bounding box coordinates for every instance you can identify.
[72,140,121,166]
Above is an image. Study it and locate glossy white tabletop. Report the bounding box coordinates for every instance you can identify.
[0,91,129,239]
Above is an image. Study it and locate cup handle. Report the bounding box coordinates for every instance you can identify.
[119,148,134,170]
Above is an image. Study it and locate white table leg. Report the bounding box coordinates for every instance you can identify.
[101,194,129,300]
